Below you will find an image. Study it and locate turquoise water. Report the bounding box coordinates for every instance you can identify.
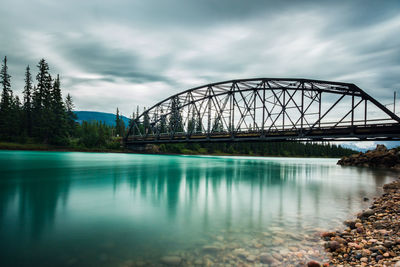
[0,151,396,266]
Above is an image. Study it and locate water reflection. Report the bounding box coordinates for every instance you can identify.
[0,151,396,266]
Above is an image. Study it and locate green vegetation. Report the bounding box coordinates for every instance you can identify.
[158,142,356,157]
[0,57,125,151]
[0,56,356,157]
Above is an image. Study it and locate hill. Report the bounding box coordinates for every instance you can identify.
[74,111,130,127]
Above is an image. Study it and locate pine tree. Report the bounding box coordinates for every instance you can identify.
[195,113,202,133]
[33,59,53,142]
[23,65,33,136]
[0,56,12,139]
[50,74,68,145]
[127,111,136,136]
[65,93,77,136]
[11,95,22,138]
[119,116,126,137]
[115,108,121,136]
[143,107,150,134]
[159,107,167,134]
[188,111,196,134]
[169,96,183,133]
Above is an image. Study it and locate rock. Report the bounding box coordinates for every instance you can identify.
[383,240,394,247]
[193,260,203,265]
[376,144,387,152]
[259,253,276,264]
[370,245,386,252]
[322,179,400,266]
[233,248,248,258]
[160,256,182,266]
[307,261,321,267]
[246,255,256,262]
[337,144,400,168]
[355,222,363,228]
[272,252,283,261]
[360,209,374,218]
[202,245,221,253]
[344,220,356,229]
[320,231,336,238]
[325,240,340,251]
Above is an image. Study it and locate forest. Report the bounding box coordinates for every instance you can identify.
[0,56,356,156]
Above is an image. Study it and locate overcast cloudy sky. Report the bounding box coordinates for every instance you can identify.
[1,0,400,121]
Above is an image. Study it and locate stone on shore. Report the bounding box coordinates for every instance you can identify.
[322,178,400,266]
[307,260,321,267]
[337,144,400,168]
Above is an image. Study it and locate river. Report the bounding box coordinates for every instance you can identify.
[0,150,396,266]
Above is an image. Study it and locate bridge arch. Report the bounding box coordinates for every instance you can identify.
[125,78,400,145]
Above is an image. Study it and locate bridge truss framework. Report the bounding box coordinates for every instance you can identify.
[125,78,400,145]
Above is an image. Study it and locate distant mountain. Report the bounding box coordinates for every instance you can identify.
[74,111,130,127]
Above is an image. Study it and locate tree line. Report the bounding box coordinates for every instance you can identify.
[0,57,125,149]
[158,141,356,157]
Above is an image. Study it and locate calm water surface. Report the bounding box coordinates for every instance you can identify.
[0,151,396,266]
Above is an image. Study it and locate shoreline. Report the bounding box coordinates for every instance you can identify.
[321,177,400,266]
[0,142,344,158]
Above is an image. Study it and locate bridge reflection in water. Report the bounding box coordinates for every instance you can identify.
[125,78,400,147]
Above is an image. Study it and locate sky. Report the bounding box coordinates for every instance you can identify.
[1,0,400,149]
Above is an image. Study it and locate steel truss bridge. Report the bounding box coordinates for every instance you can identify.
[125,78,400,147]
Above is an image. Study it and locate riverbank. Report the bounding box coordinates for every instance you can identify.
[337,144,400,169]
[321,178,400,266]
[0,142,128,153]
[0,141,354,158]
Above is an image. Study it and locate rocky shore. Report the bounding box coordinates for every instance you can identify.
[337,145,400,169]
[321,178,400,266]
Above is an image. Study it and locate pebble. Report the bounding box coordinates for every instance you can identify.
[259,253,275,264]
[307,260,321,267]
[322,179,400,266]
[202,245,221,253]
[160,256,182,266]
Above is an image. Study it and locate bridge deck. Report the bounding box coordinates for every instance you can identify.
[125,123,400,145]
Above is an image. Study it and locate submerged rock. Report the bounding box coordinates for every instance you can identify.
[259,253,275,264]
[160,256,182,266]
[202,245,221,253]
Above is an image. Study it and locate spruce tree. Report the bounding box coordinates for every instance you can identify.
[170,96,183,133]
[115,108,121,136]
[11,95,22,139]
[23,65,33,136]
[127,111,136,136]
[0,56,12,139]
[159,107,167,134]
[119,116,126,137]
[143,107,150,134]
[195,113,202,133]
[50,74,68,144]
[65,93,77,136]
[33,59,52,142]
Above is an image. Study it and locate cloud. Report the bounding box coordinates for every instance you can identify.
[0,0,399,119]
